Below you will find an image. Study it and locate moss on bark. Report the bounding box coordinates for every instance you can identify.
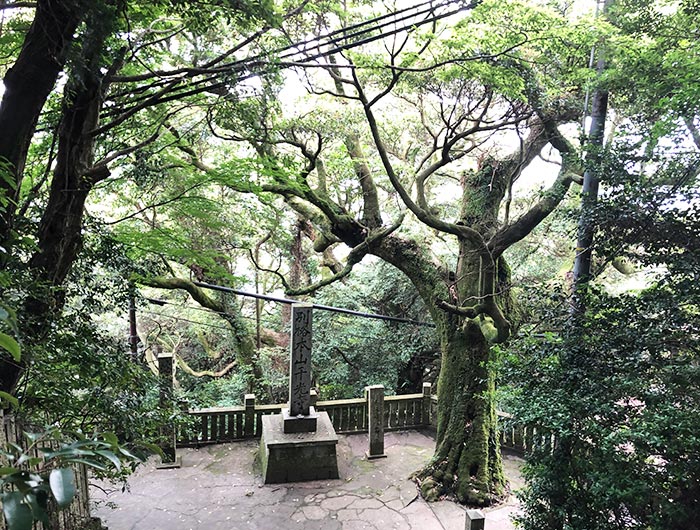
[415,318,506,506]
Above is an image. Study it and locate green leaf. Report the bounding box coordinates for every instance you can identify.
[1,491,33,530]
[103,432,119,447]
[26,492,49,524]
[0,466,19,475]
[0,332,20,361]
[94,449,121,470]
[61,458,108,472]
[49,468,76,508]
[0,391,18,408]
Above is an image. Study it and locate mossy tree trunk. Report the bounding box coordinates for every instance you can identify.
[422,318,505,504]
[371,234,507,504]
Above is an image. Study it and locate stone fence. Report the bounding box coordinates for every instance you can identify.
[176,383,531,453]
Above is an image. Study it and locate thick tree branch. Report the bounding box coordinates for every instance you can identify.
[176,356,237,378]
[488,167,577,255]
[488,119,583,255]
[436,299,484,317]
[138,276,226,313]
[286,215,404,296]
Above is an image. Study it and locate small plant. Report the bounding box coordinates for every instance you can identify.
[0,429,154,530]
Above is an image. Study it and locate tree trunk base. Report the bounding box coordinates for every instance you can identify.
[414,451,507,506]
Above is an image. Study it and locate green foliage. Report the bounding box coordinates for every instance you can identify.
[312,262,439,399]
[505,285,699,529]
[180,368,251,407]
[606,0,700,138]
[0,429,150,530]
[503,135,700,529]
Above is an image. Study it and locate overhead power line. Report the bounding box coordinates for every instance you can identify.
[107,0,477,117]
[242,0,475,70]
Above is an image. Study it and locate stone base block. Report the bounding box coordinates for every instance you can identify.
[156,455,182,469]
[282,406,318,433]
[260,411,339,484]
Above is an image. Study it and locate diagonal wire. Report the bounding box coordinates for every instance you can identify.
[105,0,476,117]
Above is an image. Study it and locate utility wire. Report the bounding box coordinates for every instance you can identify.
[145,297,282,327]
[108,0,476,115]
[144,297,436,335]
[139,309,234,332]
[243,0,470,69]
[192,281,436,327]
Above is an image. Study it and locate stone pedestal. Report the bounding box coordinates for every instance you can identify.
[282,406,319,433]
[260,412,339,484]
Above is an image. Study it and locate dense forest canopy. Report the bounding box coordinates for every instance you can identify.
[0,0,698,528]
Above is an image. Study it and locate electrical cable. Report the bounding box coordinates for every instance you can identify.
[107,0,475,116]
[192,281,436,327]
[145,297,283,328]
[139,309,235,332]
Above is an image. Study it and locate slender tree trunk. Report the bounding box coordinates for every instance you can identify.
[572,0,610,308]
[2,6,114,395]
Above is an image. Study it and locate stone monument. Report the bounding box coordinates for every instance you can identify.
[259,303,339,483]
[282,303,318,433]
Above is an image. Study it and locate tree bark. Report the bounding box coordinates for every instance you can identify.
[371,234,506,504]
[3,3,116,395]
[0,0,83,247]
[420,319,505,504]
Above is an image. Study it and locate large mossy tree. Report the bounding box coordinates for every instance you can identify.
[191,0,596,504]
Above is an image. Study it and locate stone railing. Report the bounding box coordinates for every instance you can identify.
[178,384,529,453]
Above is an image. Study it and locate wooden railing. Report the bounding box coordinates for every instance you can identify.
[178,384,529,453]
[384,394,425,430]
[318,398,367,433]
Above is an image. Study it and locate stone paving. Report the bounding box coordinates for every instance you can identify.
[91,430,524,530]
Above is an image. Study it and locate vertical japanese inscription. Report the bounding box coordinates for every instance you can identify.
[289,303,313,416]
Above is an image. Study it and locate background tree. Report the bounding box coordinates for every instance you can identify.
[0,0,280,394]
[505,0,700,527]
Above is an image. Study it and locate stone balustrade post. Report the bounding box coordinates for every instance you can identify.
[465,509,485,530]
[157,352,180,468]
[365,385,386,459]
[244,394,256,438]
[422,382,432,426]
